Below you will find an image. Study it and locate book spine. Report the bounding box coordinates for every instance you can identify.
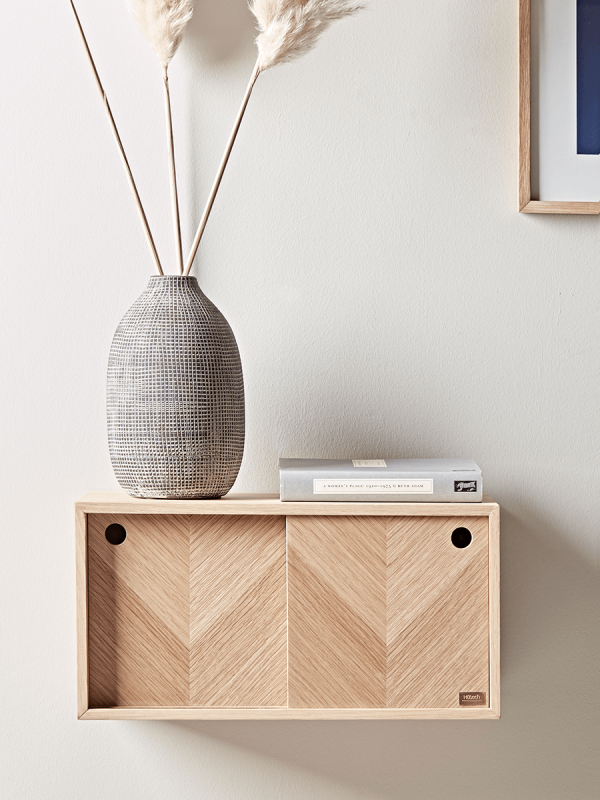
[280,470,482,502]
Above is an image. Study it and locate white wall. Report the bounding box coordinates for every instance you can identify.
[2,1,598,798]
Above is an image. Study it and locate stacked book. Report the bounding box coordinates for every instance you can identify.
[279,458,482,502]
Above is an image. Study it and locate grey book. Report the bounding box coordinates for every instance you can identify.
[279,458,482,502]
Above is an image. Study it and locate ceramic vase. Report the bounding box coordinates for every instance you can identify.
[107,275,244,498]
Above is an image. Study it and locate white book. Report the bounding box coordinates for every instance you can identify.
[279,458,482,502]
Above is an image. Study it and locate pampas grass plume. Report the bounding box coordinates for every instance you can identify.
[129,0,194,68]
[250,0,364,71]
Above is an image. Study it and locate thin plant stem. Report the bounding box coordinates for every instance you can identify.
[68,0,164,275]
[163,70,184,274]
[184,60,261,276]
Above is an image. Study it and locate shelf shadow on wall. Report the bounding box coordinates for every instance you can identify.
[167,500,599,800]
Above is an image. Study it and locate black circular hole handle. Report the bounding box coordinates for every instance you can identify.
[451,527,472,549]
[105,523,127,545]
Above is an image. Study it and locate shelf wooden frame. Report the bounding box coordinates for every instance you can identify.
[76,492,500,721]
[518,0,600,214]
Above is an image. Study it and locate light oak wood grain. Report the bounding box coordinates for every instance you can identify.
[521,201,600,215]
[489,504,501,717]
[75,506,89,719]
[288,516,387,708]
[288,515,491,711]
[190,515,287,707]
[387,516,489,708]
[518,0,531,210]
[90,514,190,643]
[81,706,501,720]
[87,514,190,708]
[76,491,498,517]
[77,495,500,720]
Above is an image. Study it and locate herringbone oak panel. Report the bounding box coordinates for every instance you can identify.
[88,514,190,707]
[288,516,387,708]
[190,515,287,707]
[387,516,489,708]
[85,509,492,714]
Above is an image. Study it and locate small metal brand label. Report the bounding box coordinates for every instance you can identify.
[455,480,478,492]
[459,692,487,706]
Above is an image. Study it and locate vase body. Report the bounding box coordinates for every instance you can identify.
[107,276,244,499]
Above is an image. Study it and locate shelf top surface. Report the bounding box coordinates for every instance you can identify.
[76,491,498,516]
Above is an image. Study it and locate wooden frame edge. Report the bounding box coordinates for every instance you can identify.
[518,0,531,210]
[80,707,501,721]
[79,496,500,721]
[488,504,501,718]
[76,505,89,719]
[521,201,600,215]
[518,0,600,214]
[76,492,498,518]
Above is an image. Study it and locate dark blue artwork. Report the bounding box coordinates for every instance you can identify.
[578,0,600,154]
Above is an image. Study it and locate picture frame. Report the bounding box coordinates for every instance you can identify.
[519,0,600,214]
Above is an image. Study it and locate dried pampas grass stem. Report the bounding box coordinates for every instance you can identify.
[129,0,195,273]
[162,71,184,273]
[68,0,163,275]
[184,62,260,275]
[184,0,363,274]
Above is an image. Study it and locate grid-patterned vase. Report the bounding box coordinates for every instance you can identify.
[107,276,244,499]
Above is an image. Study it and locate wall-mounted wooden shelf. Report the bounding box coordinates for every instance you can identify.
[76,492,500,720]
